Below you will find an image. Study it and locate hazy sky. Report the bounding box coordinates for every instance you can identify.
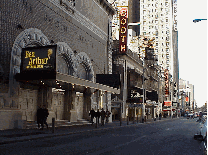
[177,0,207,107]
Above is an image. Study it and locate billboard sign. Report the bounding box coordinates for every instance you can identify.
[19,45,57,80]
[96,74,120,89]
[173,0,178,31]
[21,45,56,72]
[164,101,171,106]
[119,7,128,53]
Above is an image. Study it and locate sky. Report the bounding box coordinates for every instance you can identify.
[177,0,207,107]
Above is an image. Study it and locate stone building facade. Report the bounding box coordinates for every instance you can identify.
[0,0,118,130]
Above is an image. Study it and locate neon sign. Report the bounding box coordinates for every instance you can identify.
[164,69,169,97]
[119,8,128,53]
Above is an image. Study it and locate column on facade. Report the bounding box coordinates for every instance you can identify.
[68,85,77,122]
[83,87,92,120]
[64,86,74,121]
[46,87,53,111]
[37,86,47,107]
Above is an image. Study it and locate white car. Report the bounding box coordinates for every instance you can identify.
[194,114,207,152]
[200,116,207,140]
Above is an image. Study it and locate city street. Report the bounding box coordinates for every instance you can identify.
[0,118,203,155]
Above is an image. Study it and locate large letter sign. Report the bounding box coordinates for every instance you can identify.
[164,69,169,97]
[119,8,128,53]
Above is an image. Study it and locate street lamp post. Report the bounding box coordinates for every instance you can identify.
[142,59,145,123]
[193,19,207,23]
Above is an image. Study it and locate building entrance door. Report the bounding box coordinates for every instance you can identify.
[75,92,84,120]
[19,88,38,121]
[52,92,64,120]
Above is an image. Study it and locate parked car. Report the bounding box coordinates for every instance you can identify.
[194,115,207,138]
[201,134,207,155]
[200,115,207,138]
[198,116,207,155]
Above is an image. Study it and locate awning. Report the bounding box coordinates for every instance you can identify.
[15,72,120,94]
[56,72,120,94]
[163,109,175,111]
[145,105,157,108]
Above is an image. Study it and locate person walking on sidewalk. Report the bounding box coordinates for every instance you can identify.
[89,108,95,124]
[37,106,42,129]
[96,109,100,125]
[100,108,106,126]
[105,109,111,123]
[41,105,49,129]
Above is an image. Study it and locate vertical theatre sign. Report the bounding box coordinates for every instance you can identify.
[164,69,169,97]
[119,8,128,53]
[20,45,57,80]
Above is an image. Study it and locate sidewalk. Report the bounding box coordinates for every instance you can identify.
[0,116,181,145]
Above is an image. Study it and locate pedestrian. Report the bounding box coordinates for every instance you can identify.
[96,109,100,125]
[89,108,95,124]
[37,105,42,129]
[105,109,111,123]
[100,108,106,126]
[41,105,49,129]
[159,113,162,120]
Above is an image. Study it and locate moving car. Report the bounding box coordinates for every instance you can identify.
[187,113,194,119]
[194,112,198,118]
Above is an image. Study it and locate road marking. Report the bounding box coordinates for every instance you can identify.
[89,135,146,155]
[115,135,146,148]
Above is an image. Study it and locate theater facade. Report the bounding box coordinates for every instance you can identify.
[0,0,119,129]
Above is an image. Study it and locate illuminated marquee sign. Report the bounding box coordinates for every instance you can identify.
[21,45,56,72]
[19,45,57,80]
[119,8,128,53]
[164,69,169,97]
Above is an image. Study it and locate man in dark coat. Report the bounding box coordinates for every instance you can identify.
[96,109,100,125]
[41,105,49,129]
[89,108,95,124]
[100,108,106,126]
[105,109,111,123]
[37,106,42,129]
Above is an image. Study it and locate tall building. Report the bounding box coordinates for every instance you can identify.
[171,0,179,104]
[179,79,195,114]
[140,0,174,74]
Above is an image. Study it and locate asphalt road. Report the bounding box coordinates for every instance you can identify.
[0,118,203,155]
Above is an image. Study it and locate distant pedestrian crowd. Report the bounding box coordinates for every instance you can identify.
[89,108,111,126]
[37,105,49,130]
